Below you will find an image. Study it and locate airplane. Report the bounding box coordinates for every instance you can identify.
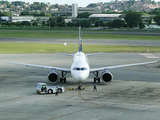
[2,27,158,89]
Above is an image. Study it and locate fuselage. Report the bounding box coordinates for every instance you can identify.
[70,52,90,82]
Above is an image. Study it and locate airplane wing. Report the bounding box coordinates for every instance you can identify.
[90,59,158,72]
[2,55,70,72]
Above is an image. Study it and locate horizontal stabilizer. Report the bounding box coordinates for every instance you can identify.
[86,52,104,56]
[55,53,74,56]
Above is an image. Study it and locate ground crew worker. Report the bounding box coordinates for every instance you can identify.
[42,85,46,92]
[55,87,59,96]
[93,84,97,92]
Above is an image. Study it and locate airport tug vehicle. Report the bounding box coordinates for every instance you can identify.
[36,83,64,94]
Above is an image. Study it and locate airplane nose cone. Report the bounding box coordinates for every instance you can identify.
[72,72,89,81]
[76,75,85,81]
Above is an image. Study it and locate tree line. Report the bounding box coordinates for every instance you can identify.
[0,11,160,29]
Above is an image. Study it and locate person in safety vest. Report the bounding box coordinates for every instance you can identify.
[93,84,97,92]
[42,85,46,92]
[55,86,59,96]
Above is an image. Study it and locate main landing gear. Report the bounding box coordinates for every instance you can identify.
[93,71,100,83]
[60,71,67,83]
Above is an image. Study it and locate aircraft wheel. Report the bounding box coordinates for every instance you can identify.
[60,77,62,82]
[60,77,66,83]
[58,88,62,93]
[64,78,66,83]
[78,86,83,90]
[48,89,53,94]
[94,77,96,83]
[98,77,100,82]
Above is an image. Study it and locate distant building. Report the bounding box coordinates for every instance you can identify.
[51,9,72,16]
[141,15,155,24]
[11,16,34,22]
[0,4,5,8]
[50,8,58,11]
[1,16,50,23]
[78,8,102,14]
[89,14,123,23]
[1,16,71,24]
[65,19,72,23]
[148,25,160,29]
[33,16,50,23]
[72,18,90,24]
[72,3,78,17]
[51,3,102,17]
[1,16,12,22]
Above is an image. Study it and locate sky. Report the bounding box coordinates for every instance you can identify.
[21,0,108,7]
[8,0,160,7]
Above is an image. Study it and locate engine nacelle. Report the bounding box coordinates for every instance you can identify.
[47,70,59,83]
[101,70,113,83]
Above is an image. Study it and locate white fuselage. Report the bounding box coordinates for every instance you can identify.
[70,52,90,82]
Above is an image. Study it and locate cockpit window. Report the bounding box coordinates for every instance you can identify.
[73,67,87,71]
[81,68,84,70]
[76,68,80,71]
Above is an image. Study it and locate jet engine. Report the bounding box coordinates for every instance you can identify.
[47,70,59,83]
[101,70,113,83]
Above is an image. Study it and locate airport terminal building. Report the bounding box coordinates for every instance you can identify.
[1,16,50,23]
[1,14,155,26]
[89,14,124,23]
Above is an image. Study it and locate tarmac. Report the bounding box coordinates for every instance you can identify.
[0,53,160,120]
[1,37,160,46]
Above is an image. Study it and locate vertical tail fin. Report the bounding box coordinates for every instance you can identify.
[79,26,82,52]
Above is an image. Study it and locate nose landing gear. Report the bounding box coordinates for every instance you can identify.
[78,83,83,90]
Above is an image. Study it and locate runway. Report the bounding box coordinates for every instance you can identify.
[1,30,160,36]
[1,37,160,46]
[0,53,160,120]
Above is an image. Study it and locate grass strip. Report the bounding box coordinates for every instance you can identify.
[0,31,160,40]
[0,43,159,54]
